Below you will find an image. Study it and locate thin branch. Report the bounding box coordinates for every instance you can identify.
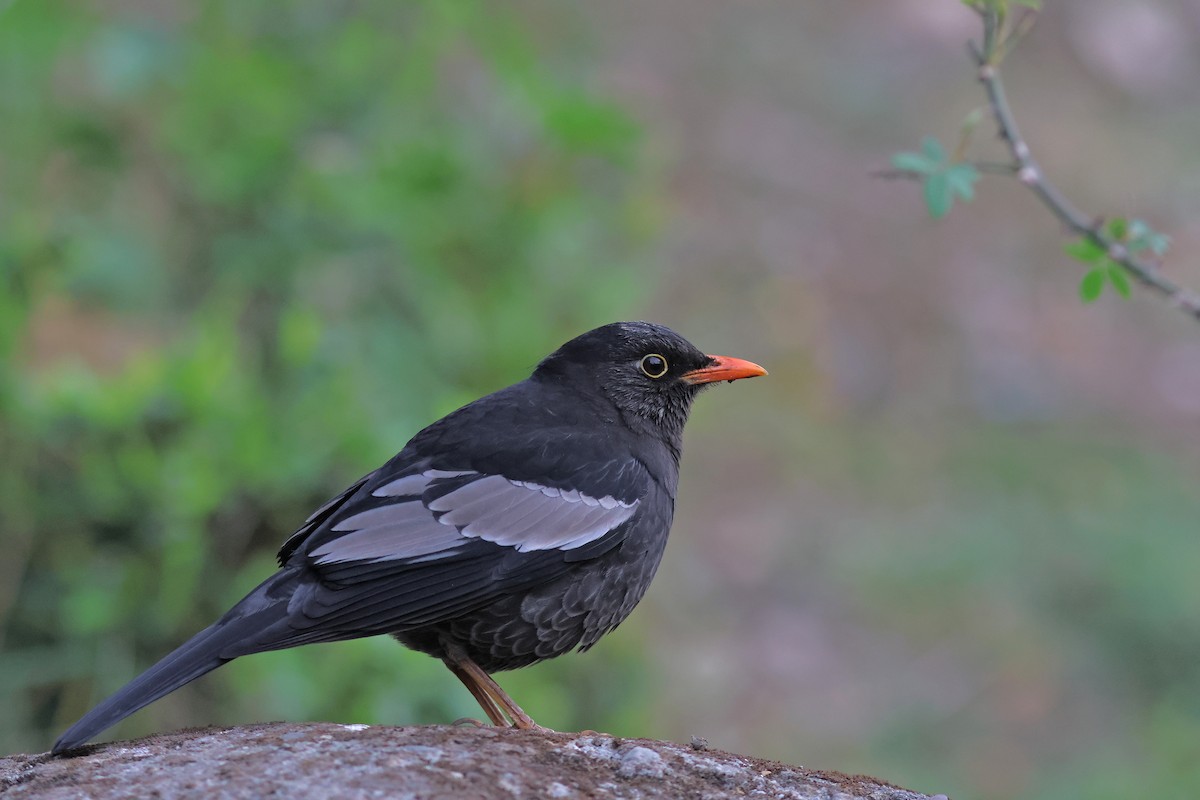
[969,10,1200,320]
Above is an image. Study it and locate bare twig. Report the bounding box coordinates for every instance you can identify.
[969,8,1200,319]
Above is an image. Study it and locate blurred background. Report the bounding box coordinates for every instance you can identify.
[4,1,1200,797]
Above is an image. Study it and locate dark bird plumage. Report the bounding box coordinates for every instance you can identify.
[52,321,766,754]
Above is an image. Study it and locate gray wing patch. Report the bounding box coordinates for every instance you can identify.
[321,501,458,563]
[374,469,474,497]
[308,469,638,565]
[429,476,637,551]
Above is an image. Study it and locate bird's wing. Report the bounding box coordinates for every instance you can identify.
[276,474,371,566]
[251,460,652,642]
[302,466,641,568]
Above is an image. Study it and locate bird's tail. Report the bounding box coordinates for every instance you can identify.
[52,570,301,755]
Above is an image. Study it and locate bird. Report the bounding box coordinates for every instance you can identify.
[52,320,766,754]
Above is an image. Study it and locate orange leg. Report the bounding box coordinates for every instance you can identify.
[443,653,550,731]
[445,660,507,727]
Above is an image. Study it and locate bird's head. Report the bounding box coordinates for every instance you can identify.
[533,321,766,443]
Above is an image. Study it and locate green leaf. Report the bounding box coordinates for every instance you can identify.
[891,151,937,175]
[920,136,947,165]
[1107,265,1132,298]
[1064,238,1106,264]
[945,163,979,201]
[1079,268,1105,303]
[923,173,952,219]
[1106,217,1128,240]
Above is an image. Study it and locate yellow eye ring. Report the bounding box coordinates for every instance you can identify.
[640,353,669,379]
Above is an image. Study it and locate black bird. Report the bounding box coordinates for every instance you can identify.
[52,321,766,754]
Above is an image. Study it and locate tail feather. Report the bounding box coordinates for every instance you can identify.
[52,573,298,755]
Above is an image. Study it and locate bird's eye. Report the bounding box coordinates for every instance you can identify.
[640,354,669,379]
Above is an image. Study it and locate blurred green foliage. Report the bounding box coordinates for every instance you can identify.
[0,0,656,753]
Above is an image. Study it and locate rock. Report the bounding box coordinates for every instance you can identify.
[0,723,944,800]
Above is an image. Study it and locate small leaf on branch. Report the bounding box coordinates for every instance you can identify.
[1064,238,1105,264]
[892,136,977,219]
[945,163,979,201]
[924,173,953,219]
[1080,268,1105,303]
[921,135,947,164]
[1106,217,1128,240]
[1107,265,1132,298]
[891,151,937,175]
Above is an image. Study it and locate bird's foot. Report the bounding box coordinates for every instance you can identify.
[450,715,553,733]
[451,717,489,728]
[509,718,555,733]
[445,651,556,733]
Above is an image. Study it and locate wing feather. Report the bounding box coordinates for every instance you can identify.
[306,467,641,567]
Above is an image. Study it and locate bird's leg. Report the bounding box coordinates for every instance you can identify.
[442,646,549,731]
[452,656,547,731]
[444,659,507,727]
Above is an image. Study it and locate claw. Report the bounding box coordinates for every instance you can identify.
[451,717,489,728]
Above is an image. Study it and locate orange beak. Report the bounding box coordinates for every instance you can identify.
[681,355,768,385]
